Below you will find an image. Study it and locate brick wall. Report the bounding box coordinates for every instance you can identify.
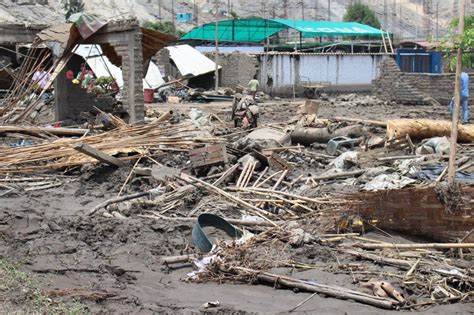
[373,58,474,105]
[402,72,474,105]
[205,52,259,88]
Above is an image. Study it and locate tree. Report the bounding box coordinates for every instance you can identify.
[440,15,474,71]
[62,0,84,20]
[143,21,185,37]
[343,2,381,29]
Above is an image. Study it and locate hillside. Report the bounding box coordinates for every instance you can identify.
[0,0,467,40]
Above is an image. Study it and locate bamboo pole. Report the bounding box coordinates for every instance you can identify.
[233,267,399,309]
[448,0,466,185]
[355,243,474,250]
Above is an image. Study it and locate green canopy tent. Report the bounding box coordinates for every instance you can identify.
[180,18,390,43]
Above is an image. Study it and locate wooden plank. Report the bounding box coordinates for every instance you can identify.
[74,143,128,167]
[0,125,88,136]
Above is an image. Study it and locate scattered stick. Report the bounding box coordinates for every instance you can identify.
[213,164,239,186]
[117,157,142,197]
[288,292,318,312]
[272,170,288,190]
[89,191,150,216]
[355,243,474,250]
[161,254,198,265]
[252,167,268,188]
[181,175,278,226]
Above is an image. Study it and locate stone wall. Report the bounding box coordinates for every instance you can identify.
[373,58,474,105]
[205,52,259,88]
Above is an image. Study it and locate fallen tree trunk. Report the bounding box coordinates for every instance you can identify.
[387,119,474,142]
[233,267,399,309]
[291,125,368,145]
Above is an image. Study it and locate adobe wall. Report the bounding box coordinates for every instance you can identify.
[373,58,473,105]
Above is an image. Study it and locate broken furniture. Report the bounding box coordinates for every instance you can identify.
[327,136,359,156]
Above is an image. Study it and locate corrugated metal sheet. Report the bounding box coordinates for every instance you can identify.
[166,44,221,77]
[74,44,164,89]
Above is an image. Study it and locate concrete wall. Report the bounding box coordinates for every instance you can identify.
[373,58,474,105]
[205,52,259,88]
[258,53,386,96]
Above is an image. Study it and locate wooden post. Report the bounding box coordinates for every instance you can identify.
[74,143,128,167]
[448,0,466,185]
[214,0,219,93]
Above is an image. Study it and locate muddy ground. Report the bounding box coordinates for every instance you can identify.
[1,96,473,313]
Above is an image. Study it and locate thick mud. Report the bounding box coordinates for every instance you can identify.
[1,99,472,313]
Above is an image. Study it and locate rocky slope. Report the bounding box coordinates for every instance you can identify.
[0,0,458,39]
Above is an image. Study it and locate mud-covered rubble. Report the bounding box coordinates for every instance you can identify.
[0,97,473,313]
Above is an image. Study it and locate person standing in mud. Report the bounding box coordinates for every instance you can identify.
[449,72,470,124]
[248,75,260,100]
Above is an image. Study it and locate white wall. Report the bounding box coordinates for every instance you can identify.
[260,53,386,95]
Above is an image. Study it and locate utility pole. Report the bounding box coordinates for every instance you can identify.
[423,0,433,38]
[448,0,467,185]
[172,0,176,34]
[383,0,388,30]
[214,0,219,93]
[283,0,288,19]
[436,1,439,41]
[300,1,304,20]
[392,0,396,37]
[314,0,318,20]
[327,0,331,21]
[158,0,162,20]
[194,0,199,26]
[399,5,403,39]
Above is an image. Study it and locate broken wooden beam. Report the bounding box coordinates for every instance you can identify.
[74,143,128,167]
[233,267,399,309]
[0,125,89,136]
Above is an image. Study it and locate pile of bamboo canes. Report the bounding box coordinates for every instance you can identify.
[0,39,56,123]
[0,121,222,174]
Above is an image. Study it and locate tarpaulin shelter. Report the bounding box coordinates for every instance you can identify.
[180,18,389,43]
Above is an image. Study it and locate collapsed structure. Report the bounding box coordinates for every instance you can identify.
[0,13,472,314]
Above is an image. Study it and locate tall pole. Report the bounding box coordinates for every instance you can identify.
[194,0,199,26]
[214,0,219,93]
[158,0,162,20]
[314,0,318,20]
[383,0,388,30]
[448,0,467,185]
[399,4,403,39]
[436,1,439,41]
[327,0,331,21]
[172,0,176,34]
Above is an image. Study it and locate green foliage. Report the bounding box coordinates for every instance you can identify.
[0,259,86,314]
[143,21,184,37]
[343,2,381,29]
[440,15,474,71]
[95,76,114,90]
[62,0,84,20]
[230,11,239,19]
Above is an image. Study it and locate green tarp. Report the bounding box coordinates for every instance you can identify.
[180,18,387,43]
